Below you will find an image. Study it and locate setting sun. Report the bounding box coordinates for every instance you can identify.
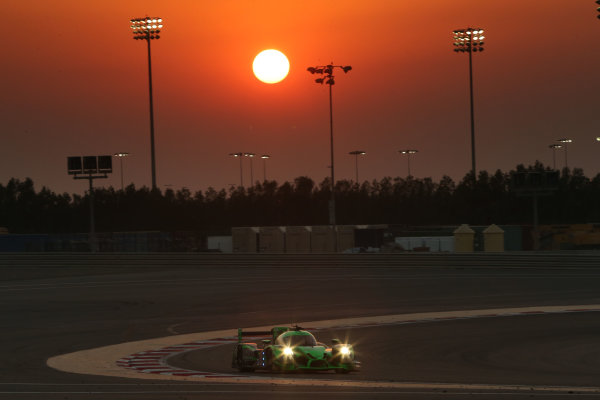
[252,49,290,84]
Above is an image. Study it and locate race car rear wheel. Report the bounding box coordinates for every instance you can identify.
[265,349,278,372]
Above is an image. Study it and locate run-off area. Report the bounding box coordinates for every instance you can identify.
[167,312,600,387]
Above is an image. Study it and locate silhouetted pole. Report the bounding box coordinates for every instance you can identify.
[307,63,352,252]
[131,17,163,190]
[229,153,244,187]
[244,153,256,186]
[548,144,561,170]
[348,150,366,183]
[453,28,485,181]
[261,155,270,181]
[398,150,418,177]
[557,138,572,169]
[113,152,129,190]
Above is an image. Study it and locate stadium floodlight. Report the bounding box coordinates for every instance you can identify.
[130,16,164,190]
[244,153,256,186]
[548,144,562,170]
[557,138,573,168]
[348,150,366,183]
[398,150,418,177]
[260,155,271,181]
[113,152,130,190]
[452,27,485,181]
[229,152,244,187]
[306,63,353,247]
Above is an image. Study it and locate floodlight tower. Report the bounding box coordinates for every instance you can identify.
[244,153,256,186]
[452,27,485,181]
[113,152,130,190]
[130,16,163,190]
[548,144,562,170]
[348,150,366,183]
[557,138,573,168]
[229,152,244,187]
[398,150,418,177]
[307,63,352,238]
[260,155,270,181]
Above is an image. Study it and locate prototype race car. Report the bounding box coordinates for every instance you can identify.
[232,326,360,373]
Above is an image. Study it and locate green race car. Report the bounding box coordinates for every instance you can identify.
[232,326,360,373]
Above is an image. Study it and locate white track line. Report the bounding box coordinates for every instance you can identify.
[47,305,600,392]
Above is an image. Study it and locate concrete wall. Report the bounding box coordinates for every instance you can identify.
[259,227,285,253]
[285,226,311,253]
[232,227,259,253]
[207,236,233,253]
[311,226,335,253]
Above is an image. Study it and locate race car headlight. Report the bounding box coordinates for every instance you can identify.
[283,347,293,356]
[340,346,350,355]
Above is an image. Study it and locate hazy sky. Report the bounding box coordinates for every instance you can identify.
[3,1,600,195]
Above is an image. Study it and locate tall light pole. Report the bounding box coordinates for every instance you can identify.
[130,17,163,190]
[398,150,418,177]
[260,155,270,181]
[113,152,130,191]
[244,153,256,186]
[548,144,562,170]
[307,63,352,237]
[557,138,572,169]
[229,152,244,187]
[453,27,485,181]
[348,150,366,183]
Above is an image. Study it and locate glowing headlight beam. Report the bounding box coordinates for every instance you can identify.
[340,346,350,355]
[283,347,293,356]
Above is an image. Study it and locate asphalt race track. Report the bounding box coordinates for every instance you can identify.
[2,253,600,399]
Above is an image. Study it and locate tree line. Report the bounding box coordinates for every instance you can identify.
[1,162,599,234]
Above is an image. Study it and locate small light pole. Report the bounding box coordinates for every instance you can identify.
[67,156,112,252]
[113,152,130,190]
[548,144,562,170]
[307,63,352,250]
[398,150,418,177]
[452,27,485,181]
[348,150,366,183]
[130,16,163,190]
[557,138,573,169]
[244,153,256,186]
[260,155,270,181]
[229,152,244,187]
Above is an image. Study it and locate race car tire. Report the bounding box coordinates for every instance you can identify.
[265,349,278,372]
[335,368,350,374]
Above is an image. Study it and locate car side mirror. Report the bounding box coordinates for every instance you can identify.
[331,339,341,345]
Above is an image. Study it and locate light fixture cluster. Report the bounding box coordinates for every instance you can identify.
[307,64,352,85]
[452,28,485,52]
[399,150,418,155]
[130,17,163,40]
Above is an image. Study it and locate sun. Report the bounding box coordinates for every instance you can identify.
[252,49,290,84]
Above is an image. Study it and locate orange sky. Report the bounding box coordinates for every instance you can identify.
[2,1,600,194]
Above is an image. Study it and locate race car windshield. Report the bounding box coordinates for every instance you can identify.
[277,334,317,347]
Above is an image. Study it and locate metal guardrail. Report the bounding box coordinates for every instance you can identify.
[0,252,599,268]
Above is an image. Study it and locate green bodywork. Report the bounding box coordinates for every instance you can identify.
[232,326,359,373]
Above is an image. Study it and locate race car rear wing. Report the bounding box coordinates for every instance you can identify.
[237,328,272,343]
